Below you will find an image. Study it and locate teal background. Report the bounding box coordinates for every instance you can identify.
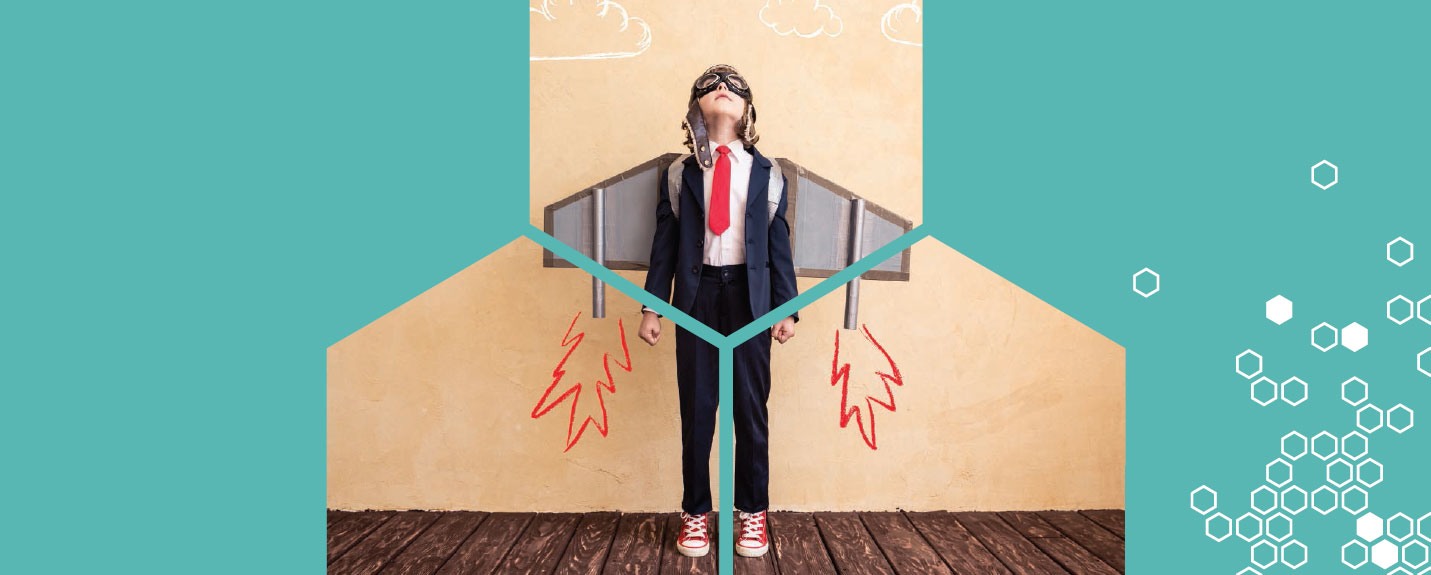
[3,1,1429,572]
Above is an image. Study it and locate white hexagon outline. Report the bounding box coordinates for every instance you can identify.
[1236,349,1264,379]
[1311,485,1339,515]
[1420,295,1431,325]
[1421,348,1431,378]
[1342,321,1369,352]
[1280,377,1308,406]
[1358,404,1385,433]
[1236,512,1264,541]
[1387,236,1414,267]
[1266,512,1293,542]
[1417,512,1431,541]
[1266,458,1294,487]
[1343,540,1370,568]
[1251,485,1280,514]
[1190,485,1217,515]
[1266,294,1293,325]
[1340,430,1370,460]
[1251,377,1279,406]
[1311,431,1339,460]
[1311,159,1339,190]
[1279,539,1307,569]
[1205,512,1232,542]
[1312,322,1339,351]
[1342,377,1369,406]
[1389,403,1415,434]
[1390,568,1416,575]
[1391,513,1417,542]
[1235,569,1261,575]
[1359,512,1386,540]
[1405,541,1431,569]
[1327,458,1354,487]
[1279,486,1308,515]
[1133,267,1159,298]
[1356,458,1384,487]
[1389,295,1416,325]
[1342,486,1370,514]
[1280,431,1308,461]
[1251,539,1279,569]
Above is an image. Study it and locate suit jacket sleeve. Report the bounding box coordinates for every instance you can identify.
[769,172,800,323]
[641,164,679,318]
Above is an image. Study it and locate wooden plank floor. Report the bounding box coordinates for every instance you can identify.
[327,509,1123,575]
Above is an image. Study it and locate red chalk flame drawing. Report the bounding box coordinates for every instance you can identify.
[531,312,632,452]
[830,324,904,450]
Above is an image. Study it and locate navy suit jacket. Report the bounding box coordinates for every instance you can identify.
[642,146,800,325]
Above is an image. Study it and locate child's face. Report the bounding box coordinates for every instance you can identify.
[697,83,747,124]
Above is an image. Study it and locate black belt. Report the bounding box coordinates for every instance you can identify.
[701,263,747,281]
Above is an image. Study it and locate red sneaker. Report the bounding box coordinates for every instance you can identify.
[677,511,710,557]
[736,510,769,557]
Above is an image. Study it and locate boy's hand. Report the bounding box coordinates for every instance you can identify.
[771,317,796,344]
[639,311,662,346]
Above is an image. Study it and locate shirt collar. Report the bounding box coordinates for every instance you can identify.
[706,138,749,165]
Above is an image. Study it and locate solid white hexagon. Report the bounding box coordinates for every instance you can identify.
[1405,541,1430,569]
[1252,540,1279,569]
[1342,322,1369,352]
[1311,486,1339,515]
[1190,485,1217,514]
[1252,486,1280,514]
[1357,458,1384,487]
[1421,348,1431,378]
[1236,349,1264,379]
[1280,540,1307,569]
[1420,295,1431,325]
[1266,513,1293,542]
[1280,377,1308,406]
[1266,458,1294,487]
[1343,540,1370,568]
[1341,431,1369,460]
[1311,431,1339,460]
[1267,295,1293,325]
[1236,512,1263,541]
[1389,403,1416,433]
[1251,376,1279,406]
[1312,159,1339,190]
[1281,431,1308,461]
[1280,486,1308,515]
[1387,236,1415,267]
[1418,512,1431,541]
[1205,512,1232,541]
[1132,267,1159,298]
[1342,486,1370,514]
[1327,459,1354,487]
[1391,513,1417,541]
[1359,512,1386,540]
[1312,322,1339,351]
[1342,377,1369,406]
[1389,295,1416,325]
[1359,404,1385,433]
[1376,539,1403,568]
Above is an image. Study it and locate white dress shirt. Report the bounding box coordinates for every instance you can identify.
[643,138,751,316]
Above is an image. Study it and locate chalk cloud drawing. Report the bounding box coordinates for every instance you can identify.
[530,0,652,61]
[759,0,844,39]
[531,312,633,451]
[881,1,923,47]
[830,324,904,450]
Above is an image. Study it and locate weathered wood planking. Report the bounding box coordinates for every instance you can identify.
[954,512,1068,575]
[436,512,534,575]
[329,512,394,564]
[497,513,583,575]
[814,512,896,575]
[555,512,621,575]
[768,512,836,575]
[1077,510,1124,540]
[860,512,953,575]
[378,512,488,575]
[602,513,666,575]
[330,511,440,575]
[1035,512,1123,573]
[905,512,1012,575]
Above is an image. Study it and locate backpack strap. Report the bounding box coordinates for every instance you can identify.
[767,158,784,225]
[666,154,691,220]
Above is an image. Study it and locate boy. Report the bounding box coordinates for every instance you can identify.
[637,64,799,559]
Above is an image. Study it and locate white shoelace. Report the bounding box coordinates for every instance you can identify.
[681,513,708,541]
[738,511,765,542]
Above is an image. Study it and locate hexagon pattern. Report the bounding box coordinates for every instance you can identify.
[1266,295,1293,325]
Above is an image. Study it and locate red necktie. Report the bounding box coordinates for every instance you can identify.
[708,145,731,235]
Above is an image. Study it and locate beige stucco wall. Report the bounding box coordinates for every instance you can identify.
[326,236,1125,511]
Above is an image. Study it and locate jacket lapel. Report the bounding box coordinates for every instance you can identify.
[747,147,772,212]
[681,155,704,216]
